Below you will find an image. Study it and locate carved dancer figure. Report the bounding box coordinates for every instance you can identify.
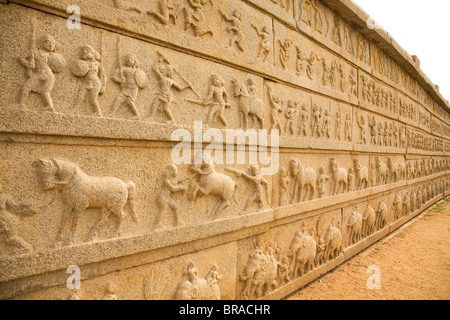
[114,0,141,13]
[184,0,213,38]
[111,53,149,120]
[227,165,270,211]
[34,158,137,245]
[71,45,107,117]
[279,39,293,70]
[220,9,245,52]
[267,85,283,134]
[369,115,377,145]
[0,183,38,254]
[18,20,66,111]
[252,24,271,62]
[155,164,187,229]
[285,100,297,136]
[147,0,180,25]
[149,58,189,123]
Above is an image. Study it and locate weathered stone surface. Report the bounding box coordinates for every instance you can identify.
[0,0,449,300]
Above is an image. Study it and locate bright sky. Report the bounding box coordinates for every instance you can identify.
[352,0,450,103]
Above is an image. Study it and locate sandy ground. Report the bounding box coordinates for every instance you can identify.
[287,198,450,300]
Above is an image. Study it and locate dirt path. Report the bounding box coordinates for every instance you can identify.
[287,198,450,300]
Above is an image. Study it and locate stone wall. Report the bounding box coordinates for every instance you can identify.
[0,0,449,300]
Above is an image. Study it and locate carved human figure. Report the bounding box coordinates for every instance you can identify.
[18,22,66,111]
[316,165,329,198]
[392,192,403,220]
[298,104,309,137]
[335,111,341,140]
[347,168,354,192]
[154,164,187,229]
[331,16,343,46]
[232,78,265,129]
[349,69,357,97]
[321,109,331,139]
[267,85,283,134]
[227,165,270,211]
[175,262,221,300]
[147,0,180,25]
[306,51,319,80]
[285,100,297,136]
[184,0,213,38]
[201,74,231,126]
[357,114,367,144]
[71,45,106,117]
[0,183,38,255]
[344,113,352,141]
[252,24,271,62]
[111,53,149,120]
[295,46,306,76]
[369,115,377,145]
[311,104,322,138]
[220,9,245,52]
[149,58,190,123]
[279,39,293,70]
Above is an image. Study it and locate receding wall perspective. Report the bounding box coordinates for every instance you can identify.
[0,0,449,300]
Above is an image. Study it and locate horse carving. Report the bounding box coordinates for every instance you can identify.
[232,78,265,130]
[362,205,376,237]
[329,157,348,195]
[289,158,316,203]
[353,158,369,190]
[34,158,137,244]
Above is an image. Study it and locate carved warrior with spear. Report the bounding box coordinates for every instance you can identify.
[149,51,200,123]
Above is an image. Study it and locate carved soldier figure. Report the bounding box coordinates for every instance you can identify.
[335,111,342,140]
[71,45,107,117]
[0,183,38,254]
[150,58,189,123]
[220,9,245,52]
[184,0,213,38]
[155,164,187,229]
[111,53,149,120]
[267,85,283,134]
[252,24,271,62]
[18,22,66,112]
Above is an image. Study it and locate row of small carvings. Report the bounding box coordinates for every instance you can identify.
[114,0,425,106]
[1,155,448,258]
[47,180,446,301]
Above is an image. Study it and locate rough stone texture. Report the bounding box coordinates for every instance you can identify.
[0,0,449,300]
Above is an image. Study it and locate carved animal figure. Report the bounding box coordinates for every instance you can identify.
[232,79,265,130]
[289,158,316,203]
[323,223,343,261]
[387,156,400,183]
[329,157,348,195]
[362,205,376,237]
[346,209,362,246]
[187,159,236,219]
[353,158,369,190]
[376,156,387,185]
[34,158,137,244]
[375,201,388,230]
[175,262,221,300]
[288,230,316,277]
